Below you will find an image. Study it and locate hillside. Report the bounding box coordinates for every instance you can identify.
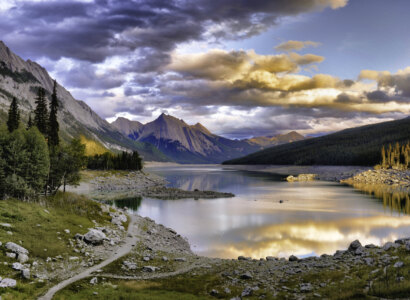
[0,41,168,162]
[112,114,305,164]
[223,117,410,166]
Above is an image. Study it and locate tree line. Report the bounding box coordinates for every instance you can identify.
[379,142,410,170]
[87,151,142,171]
[1,82,87,199]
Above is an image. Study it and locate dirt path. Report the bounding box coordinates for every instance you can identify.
[38,214,139,300]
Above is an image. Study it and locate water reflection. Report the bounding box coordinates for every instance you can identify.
[108,196,142,211]
[132,166,410,259]
[347,183,410,215]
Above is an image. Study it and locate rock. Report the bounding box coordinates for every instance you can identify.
[0,223,12,228]
[64,229,70,234]
[174,257,186,262]
[17,254,29,263]
[394,237,410,245]
[300,283,313,292]
[266,256,277,261]
[240,272,253,280]
[74,233,84,240]
[0,278,17,288]
[69,256,79,261]
[21,268,30,279]
[6,252,16,259]
[238,256,251,261]
[383,242,400,251]
[12,262,24,270]
[224,287,231,294]
[241,287,253,297]
[348,240,362,252]
[364,257,374,266]
[143,256,150,262]
[5,242,29,255]
[83,229,107,245]
[123,261,137,270]
[90,277,98,285]
[162,256,168,262]
[210,289,219,296]
[355,247,364,256]
[365,244,377,249]
[289,255,299,262]
[393,261,404,268]
[143,266,157,272]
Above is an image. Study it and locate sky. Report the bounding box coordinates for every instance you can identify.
[1,0,410,138]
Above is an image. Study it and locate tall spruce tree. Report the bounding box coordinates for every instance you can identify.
[7,97,20,132]
[48,80,59,147]
[34,87,48,136]
[27,114,33,130]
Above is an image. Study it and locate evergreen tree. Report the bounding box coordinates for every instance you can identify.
[60,138,87,192]
[7,97,20,132]
[34,87,48,136]
[27,113,33,130]
[48,80,59,147]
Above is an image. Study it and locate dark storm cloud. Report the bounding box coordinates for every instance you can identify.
[1,0,346,66]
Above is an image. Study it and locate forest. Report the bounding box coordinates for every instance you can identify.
[224,117,410,166]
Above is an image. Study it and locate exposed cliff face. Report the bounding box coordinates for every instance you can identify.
[0,41,170,161]
[112,114,305,164]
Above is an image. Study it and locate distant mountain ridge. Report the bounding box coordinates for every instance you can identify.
[0,41,168,162]
[223,117,410,166]
[111,114,305,163]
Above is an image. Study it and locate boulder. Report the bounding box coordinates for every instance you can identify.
[0,278,17,288]
[289,255,299,262]
[83,229,107,245]
[142,266,157,272]
[5,242,29,255]
[90,277,98,285]
[348,240,362,252]
[300,283,313,292]
[240,272,253,280]
[17,254,29,263]
[383,242,400,251]
[12,262,24,271]
[21,268,30,279]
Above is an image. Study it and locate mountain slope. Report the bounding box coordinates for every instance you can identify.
[223,117,410,166]
[0,41,168,162]
[112,114,305,164]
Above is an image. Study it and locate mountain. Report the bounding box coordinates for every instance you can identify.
[112,114,304,163]
[246,131,305,148]
[0,41,168,162]
[223,117,410,166]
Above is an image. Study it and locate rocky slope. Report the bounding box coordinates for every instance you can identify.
[0,41,168,161]
[112,114,305,164]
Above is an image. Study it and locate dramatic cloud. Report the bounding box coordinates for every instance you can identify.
[275,40,321,52]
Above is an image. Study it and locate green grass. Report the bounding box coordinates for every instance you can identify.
[0,192,114,299]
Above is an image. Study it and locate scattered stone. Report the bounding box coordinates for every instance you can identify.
[21,268,30,279]
[0,223,12,228]
[348,240,362,252]
[266,256,277,261]
[0,278,17,288]
[12,262,24,270]
[224,287,231,294]
[6,252,16,259]
[241,287,253,297]
[238,256,251,261]
[383,242,400,251]
[143,256,150,262]
[300,283,313,292]
[174,258,186,262]
[90,277,98,285]
[210,289,219,296]
[5,242,29,255]
[123,261,137,270]
[143,266,157,272]
[83,229,107,245]
[69,256,79,261]
[289,255,299,262]
[240,272,253,280]
[64,229,70,234]
[162,256,168,262]
[393,261,404,268]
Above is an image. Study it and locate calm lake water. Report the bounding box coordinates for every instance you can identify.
[114,165,410,259]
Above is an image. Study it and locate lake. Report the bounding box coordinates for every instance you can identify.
[114,165,410,259]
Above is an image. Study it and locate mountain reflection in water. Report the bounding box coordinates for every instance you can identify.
[114,166,410,259]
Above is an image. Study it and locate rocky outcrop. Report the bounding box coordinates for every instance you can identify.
[341,169,410,187]
[286,174,317,182]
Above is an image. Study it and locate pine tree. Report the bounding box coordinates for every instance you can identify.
[7,97,20,132]
[381,146,386,168]
[34,87,48,136]
[27,114,33,130]
[48,80,59,147]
